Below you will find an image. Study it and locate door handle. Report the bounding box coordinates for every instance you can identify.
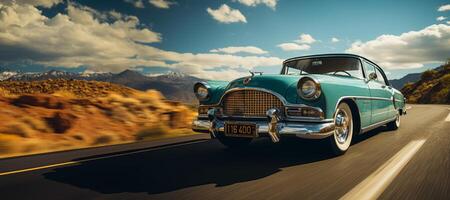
[381,85,386,88]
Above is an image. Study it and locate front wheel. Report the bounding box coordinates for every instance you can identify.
[386,112,400,130]
[217,135,252,148]
[329,102,354,156]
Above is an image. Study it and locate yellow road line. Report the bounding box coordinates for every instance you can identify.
[340,139,426,200]
[0,140,206,176]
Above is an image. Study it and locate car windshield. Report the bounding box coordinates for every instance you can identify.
[282,57,364,79]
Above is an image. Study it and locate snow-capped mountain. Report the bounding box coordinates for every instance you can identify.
[0,71,18,81]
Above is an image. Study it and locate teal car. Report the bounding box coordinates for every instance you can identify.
[192,54,406,155]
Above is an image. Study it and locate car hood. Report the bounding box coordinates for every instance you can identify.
[225,74,366,105]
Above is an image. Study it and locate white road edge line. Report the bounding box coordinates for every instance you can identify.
[0,140,206,176]
[445,113,450,122]
[340,139,426,200]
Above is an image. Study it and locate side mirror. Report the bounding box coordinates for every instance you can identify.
[368,72,377,81]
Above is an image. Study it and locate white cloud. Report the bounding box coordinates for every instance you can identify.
[0,2,282,80]
[206,4,247,24]
[294,34,316,44]
[210,46,268,54]
[438,4,450,12]
[124,0,145,8]
[437,16,447,21]
[346,24,450,69]
[6,0,62,7]
[149,0,175,9]
[277,43,310,51]
[331,37,340,43]
[233,0,278,10]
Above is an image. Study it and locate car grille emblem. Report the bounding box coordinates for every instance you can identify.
[243,77,251,85]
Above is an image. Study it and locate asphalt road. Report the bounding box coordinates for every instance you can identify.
[0,104,449,200]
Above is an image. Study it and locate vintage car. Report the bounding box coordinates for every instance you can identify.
[192,54,406,155]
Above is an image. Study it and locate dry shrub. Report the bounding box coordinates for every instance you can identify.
[0,87,11,97]
[133,90,167,108]
[52,90,77,99]
[0,134,22,154]
[2,122,35,137]
[109,106,136,124]
[92,132,120,145]
[72,134,85,141]
[20,139,46,153]
[135,124,169,140]
[20,116,50,133]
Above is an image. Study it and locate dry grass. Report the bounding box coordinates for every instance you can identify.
[135,124,170,140]
[0,82,197,158]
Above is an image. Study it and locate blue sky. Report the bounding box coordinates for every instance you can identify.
[0,0,449,79]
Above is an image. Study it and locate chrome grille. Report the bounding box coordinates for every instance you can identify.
[222,90,284,117]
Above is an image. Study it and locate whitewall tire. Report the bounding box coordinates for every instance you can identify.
[329,102,354,155]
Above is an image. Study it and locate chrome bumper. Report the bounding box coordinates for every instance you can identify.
[192,119,335,140]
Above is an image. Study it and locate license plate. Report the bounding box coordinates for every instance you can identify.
[224,122,257,138]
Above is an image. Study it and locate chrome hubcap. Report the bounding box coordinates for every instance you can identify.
[335,109,350,144]
[395,113,400,126]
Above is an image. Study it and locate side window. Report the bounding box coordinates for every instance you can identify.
[363,61,376,79]
[375,67,387,85]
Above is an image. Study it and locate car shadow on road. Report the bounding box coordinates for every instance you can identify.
[42,138,336,195]
[43,128,387,195]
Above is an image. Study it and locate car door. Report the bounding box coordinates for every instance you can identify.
[374,66,397,120]
[363,61,392,124]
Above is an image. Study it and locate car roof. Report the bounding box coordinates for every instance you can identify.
[283,53,378,66]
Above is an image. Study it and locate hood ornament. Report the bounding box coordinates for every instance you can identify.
[244,70,263,85]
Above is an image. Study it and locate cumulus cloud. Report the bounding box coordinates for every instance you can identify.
[149,0,175,9]
[124,0,145,8]
[294,33,316,44]
[346,24,450,69]
[277,43,310,51]
[331,37,339,43]
[207,4,247,24]
[437,16,447,21]
[0,2,282,80]
[233,0,278,10]
[3,0,62,7]
[438,4,450,12]
[210,46,268,54]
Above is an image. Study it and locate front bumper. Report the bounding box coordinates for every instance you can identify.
[192,119,335,140]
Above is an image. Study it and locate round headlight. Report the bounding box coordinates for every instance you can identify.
[194,82,210,100]
[297,77,321,100]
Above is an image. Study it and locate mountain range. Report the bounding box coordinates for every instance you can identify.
[389,73,422,90]
[0,69,204,104]
[1,67,430,104]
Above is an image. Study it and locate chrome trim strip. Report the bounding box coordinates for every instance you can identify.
[361,116,397,133]
[335,96,394,112]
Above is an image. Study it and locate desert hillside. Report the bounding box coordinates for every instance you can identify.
[0,79,196,158]
[401,62,450,104]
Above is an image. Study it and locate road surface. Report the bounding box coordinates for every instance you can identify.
[1,104,449,200]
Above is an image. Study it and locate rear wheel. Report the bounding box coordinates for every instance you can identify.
[329,102,354,156]
[217,135,252,148]
[387,112,400,130]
